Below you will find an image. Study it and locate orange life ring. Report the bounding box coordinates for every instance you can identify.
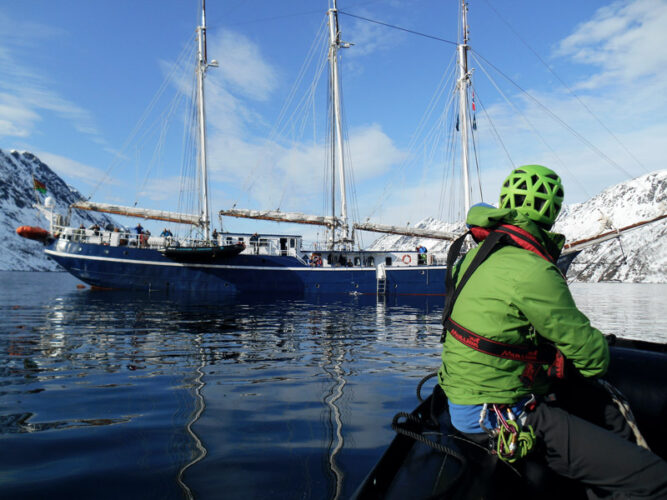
[402,254,411,264]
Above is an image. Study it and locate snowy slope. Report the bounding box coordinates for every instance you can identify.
[553,170,667,282]
[0,148,116,271]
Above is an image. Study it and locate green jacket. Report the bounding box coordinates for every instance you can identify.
[438,205,609,405]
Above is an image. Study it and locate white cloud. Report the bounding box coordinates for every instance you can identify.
[208,30,279,102]
[36,152,112,187]
[0,10,104,144]
[556,0,667,89]
[137,176,193,203]
[348,124,407,181]
[0,93,39,136]
[205,122,406,217]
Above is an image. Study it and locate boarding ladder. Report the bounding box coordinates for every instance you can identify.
[376,263,387,296]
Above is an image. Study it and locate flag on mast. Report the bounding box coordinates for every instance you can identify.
[33,177,47,194]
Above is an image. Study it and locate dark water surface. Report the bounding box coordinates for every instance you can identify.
[2,272,665,499]
[1,272,445,499]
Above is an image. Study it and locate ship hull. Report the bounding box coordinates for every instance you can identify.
[44,240,447,295]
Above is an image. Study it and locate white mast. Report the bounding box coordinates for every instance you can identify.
[196,0,218,241]
[328,0,350,249]
[457,0,472,215]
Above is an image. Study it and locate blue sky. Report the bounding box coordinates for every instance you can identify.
[2,0,666,242]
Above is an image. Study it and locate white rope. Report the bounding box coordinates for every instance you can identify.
[597,378,651,451]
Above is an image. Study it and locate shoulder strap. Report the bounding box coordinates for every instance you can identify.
[495,225,555,263]
[441,230,507,334]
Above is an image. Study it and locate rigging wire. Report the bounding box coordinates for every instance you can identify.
[467,101,484,203]
[337,59,363,249]
[176,71,200,239]
[134,75,191,206]
[338,10,457,47]
[337,7,643,223]
[236,17,329,208]
[209,9,323,30]
[366,53,458,221]
[481,0,647,175]
[471,49,636,181]
[87,36,196,201]
[470,52,592,199]
[468,82,515,169]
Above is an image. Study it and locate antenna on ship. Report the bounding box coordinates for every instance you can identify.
[197,0,218,242]
[328,0,351,250]
[458,0,472,214]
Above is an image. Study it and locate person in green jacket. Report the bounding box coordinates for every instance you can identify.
[438,165,667,498]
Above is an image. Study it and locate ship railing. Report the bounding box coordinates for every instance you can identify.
[52,224,209,250]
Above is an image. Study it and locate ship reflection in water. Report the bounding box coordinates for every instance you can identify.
[1,272,665,499]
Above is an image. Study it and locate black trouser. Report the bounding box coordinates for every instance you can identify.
[525,377,667,499]
[525,398,667,499]
[461,378,667,499]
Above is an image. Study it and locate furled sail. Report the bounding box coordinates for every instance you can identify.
[219,208,342,228]
[72,201,202,226]
[354,222,460,241]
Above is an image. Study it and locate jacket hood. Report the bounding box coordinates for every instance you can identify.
[466,205,565,256]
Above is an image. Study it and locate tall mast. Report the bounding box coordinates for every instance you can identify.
[196,0,217,241]
[327,0,350,249]
[457,0,472,215]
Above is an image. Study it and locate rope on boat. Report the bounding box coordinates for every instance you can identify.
[417,372,439,402]
[391,412,467,465]
[597,379,651,451]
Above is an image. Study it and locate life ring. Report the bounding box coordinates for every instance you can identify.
[402,254,412,264]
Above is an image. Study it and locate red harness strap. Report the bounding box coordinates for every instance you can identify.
[470,224,555,263]
[445,318,565,386]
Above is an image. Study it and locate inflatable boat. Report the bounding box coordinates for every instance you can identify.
[354,337,667,499]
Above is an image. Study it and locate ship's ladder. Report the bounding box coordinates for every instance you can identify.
[376,264,387,296]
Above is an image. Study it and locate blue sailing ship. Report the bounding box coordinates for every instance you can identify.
[28,1,459,296]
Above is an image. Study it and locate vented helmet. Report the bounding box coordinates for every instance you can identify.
[499,165,564,227]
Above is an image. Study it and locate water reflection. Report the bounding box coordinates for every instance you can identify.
[0,412,131,434]
[177,336,208,500]
[321,328,348,500]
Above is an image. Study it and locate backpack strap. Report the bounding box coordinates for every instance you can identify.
[441,230,507,338]
[495,225,556,264]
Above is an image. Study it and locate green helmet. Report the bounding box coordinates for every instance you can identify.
[499,165,564,227]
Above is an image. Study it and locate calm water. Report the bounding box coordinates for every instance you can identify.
[1,272,666,499]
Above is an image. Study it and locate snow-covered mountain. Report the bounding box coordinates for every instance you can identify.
[1,148,116,271]
[369,170,667,283]
[553,171,667,282]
